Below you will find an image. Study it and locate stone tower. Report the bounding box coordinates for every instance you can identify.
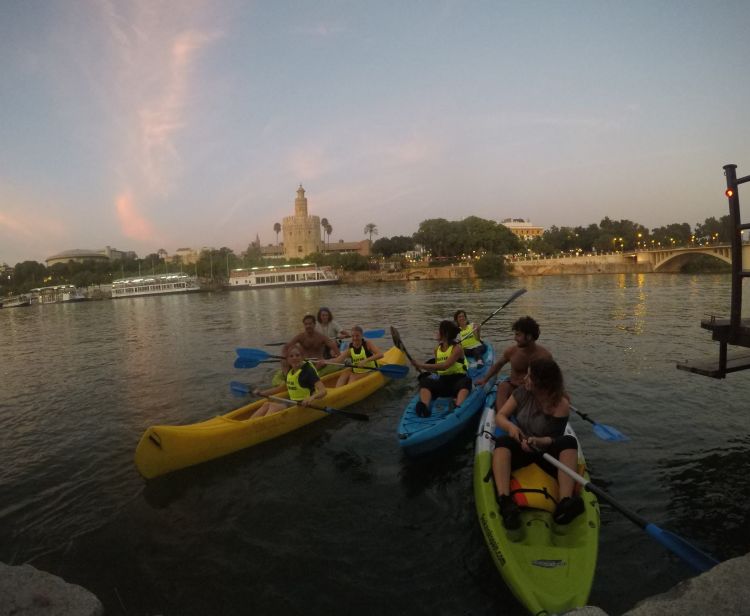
[282,185,323,259]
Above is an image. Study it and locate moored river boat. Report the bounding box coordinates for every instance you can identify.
[111,273,201,298]
[226,263,339,290]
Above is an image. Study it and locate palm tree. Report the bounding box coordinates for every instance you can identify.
[273,222,281,246]
[320,218,329,245]
[325,223,333,250]
[364,223,378,244]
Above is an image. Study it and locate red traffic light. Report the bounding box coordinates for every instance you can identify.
[725,188,734,198]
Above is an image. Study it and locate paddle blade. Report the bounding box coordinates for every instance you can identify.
[645,524,719,572]
[501,287,527,309]
[234,357,261,369]
[390,326,403,348]
[236,348,272,361]
[379,364,410,379]
[363,329,385,339]
[230,381,251,395]
[593,422,630,442]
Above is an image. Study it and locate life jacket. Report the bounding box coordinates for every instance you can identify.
[458,323,481,349]
[286,361,318,401]
[349,343,378,374]
[436,343,468,375]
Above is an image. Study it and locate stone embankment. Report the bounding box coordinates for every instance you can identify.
[339,254,649,283]
[2,553,748,614]
[568,552,750,615]
[0,562,102,616]
[509,253,651,276]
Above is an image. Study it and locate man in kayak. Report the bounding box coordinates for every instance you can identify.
[475,316,552,410]
[282,314,340,367]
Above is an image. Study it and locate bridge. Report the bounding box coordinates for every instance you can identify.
[634,243,747,272]
[509,242,748,273]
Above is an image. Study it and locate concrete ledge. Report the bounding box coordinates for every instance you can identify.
[0,562,102,616]
[623,554,750,615]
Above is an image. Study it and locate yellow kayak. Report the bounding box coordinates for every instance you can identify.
[134,346,407,478]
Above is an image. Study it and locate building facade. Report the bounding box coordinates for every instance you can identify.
[499,218,544,240]
[282,185,323,259]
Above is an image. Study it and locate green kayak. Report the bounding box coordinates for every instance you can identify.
[474,389,599,615]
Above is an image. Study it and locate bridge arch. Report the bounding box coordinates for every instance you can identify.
[652,246,732,272]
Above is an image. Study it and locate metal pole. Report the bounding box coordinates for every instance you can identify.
[723,164,741,336]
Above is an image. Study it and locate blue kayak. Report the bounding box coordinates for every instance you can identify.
[397,342,497,456]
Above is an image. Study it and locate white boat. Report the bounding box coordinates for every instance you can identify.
[1,294,32,308]
[30,284,87,304]
[111,273,201,298]
[227,263,339,289]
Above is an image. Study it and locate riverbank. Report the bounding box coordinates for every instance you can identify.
[5,553,748,615]
[339,256,654,283]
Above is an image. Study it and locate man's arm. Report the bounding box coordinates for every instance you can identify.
[476,348,512,384]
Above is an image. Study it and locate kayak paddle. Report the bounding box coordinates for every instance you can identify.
[316,361,409,378]
[264,328,386,346]
[389,326,418,367]
[233,349,408,378]
[458,288,527,342]
[571,405,629,442]
[480,288,528,328]
[541,452,719,573]
[228,381,369,421]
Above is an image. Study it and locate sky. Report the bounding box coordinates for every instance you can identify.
[1,1,749,265]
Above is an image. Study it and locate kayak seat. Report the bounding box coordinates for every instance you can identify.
[510,463,559,513]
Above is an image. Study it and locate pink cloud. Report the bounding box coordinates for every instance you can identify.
[116,192,155,242]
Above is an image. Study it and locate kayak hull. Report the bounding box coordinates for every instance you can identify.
[473,388,599,615]
[397,343,496,457]
[135,346,407,478]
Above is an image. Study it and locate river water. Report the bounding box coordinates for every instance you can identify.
[1,274,749,615]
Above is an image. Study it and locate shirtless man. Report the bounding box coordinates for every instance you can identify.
[282,314,340,367]
[475,316,552,409]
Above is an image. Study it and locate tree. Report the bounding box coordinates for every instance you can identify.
[474,254,510,279]
[372,235,416,257]
[321,218,329,244]
[273,222,281,246]
[695,215,731,243]
[364,223,378,243]
[414,217,522,258]
[324,223,332,249]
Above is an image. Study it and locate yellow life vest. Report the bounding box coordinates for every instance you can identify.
[286,362,317,401]
[349,344,377,374]
[459,324,481,349]
[436,344,468,375]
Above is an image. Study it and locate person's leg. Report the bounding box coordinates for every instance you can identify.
[494,380,514,410]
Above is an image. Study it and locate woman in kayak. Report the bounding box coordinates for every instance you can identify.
[453,309,487,362]
[491,357,583,530]
[325,325,385,387]
[411,320,472,418]
[315,307,350,357]
[251,345,327,418]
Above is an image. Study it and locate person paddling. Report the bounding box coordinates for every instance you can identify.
[491,358,583,530]
[325,325,385,387]
[251,345,327,418]
[411,320,472,418]
[454,309,487,363]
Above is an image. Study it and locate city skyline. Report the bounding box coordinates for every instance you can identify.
[2,1,749,265]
